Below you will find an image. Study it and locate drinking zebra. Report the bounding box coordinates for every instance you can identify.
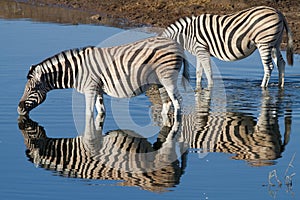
[161,6,293,89]
[18,116,187,192]
[17,36,190,130]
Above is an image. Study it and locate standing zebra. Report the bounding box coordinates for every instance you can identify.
[17,37,189,131]
[162,6,293,89]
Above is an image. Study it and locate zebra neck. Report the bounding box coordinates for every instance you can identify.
[41,67,74,90]
[41,49,79,90]
[48,72,73,90]
[164,17,197,55]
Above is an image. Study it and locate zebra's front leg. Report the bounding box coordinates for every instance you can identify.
[258,45,274,88]
[84,92,97,139]
[95,93,105,130]
[196,57,203,92]
[83,92,103,155]
[198,52,213,88]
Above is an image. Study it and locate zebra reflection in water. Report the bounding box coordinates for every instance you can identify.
[184,89,291,166]
[18,116,187,192]
[149,88,291,166]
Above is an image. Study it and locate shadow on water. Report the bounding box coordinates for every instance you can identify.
[17,85,293,192]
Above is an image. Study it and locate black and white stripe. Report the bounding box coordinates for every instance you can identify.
[148,88,291,166]
[18,116,186,192]
[162,6,293,88]
[179,89,291,166]
[18,36,190,127]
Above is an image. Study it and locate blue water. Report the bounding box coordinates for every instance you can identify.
[0,19,300,200]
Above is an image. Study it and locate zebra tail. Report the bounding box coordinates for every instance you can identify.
[181,55,190,91]
[282,12,293,66]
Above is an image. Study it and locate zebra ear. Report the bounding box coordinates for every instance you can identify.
[27,65,35,79]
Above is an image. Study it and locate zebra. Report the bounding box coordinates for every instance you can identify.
[18,116,187,192]
[161,6,294,89]
[17,36,190,131]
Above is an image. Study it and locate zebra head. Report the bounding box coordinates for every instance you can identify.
[18,65,49,115]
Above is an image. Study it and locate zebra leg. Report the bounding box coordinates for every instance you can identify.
[272,47,286,88]
[161,82,182,125]
[198,52,213,88]
[95,93,105,130]
[196,57,203,91]
[258,45,274,88]
[84,92,97,139]
[83,92,103,154]
[159,87,172,127]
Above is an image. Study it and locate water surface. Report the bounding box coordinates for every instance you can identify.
[0,19,299,200]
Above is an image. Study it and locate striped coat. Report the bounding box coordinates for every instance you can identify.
[18,116,186,192]
[18,36,190,130]
[162,6,293,88]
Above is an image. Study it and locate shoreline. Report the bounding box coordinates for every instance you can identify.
[1,0,300,54]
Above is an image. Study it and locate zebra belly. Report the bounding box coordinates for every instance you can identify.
[102,81,154,98]
[103,87,148,98]
[211,43,257,62]
[101,70,161,98]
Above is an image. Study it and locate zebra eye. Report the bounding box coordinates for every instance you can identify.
[25,85,32,93]
[35,82,43,89]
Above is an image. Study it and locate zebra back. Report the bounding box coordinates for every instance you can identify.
[28,37,187,95]
[162,6,293,63]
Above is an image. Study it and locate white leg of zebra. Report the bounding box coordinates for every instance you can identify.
[83,91,104,154]
[196,57,203,91]
[159,87,172,127]
[162,81,182,124]
[198,51,213,88]
[272,47,286,88]
[84,91,98,139]
[257,45,274,88]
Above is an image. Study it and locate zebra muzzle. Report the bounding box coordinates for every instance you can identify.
[18,101,29,115]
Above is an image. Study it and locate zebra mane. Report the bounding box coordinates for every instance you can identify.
[27,64,42,80]
[26,46,95,80]
[162,16,193,38]
[175,16,193,27]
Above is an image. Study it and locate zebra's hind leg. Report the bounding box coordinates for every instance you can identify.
[159,87,172,127]
[160,81,182,127]
[95,93,105,130]
[272,47,286,88]
[258,45,275,88]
